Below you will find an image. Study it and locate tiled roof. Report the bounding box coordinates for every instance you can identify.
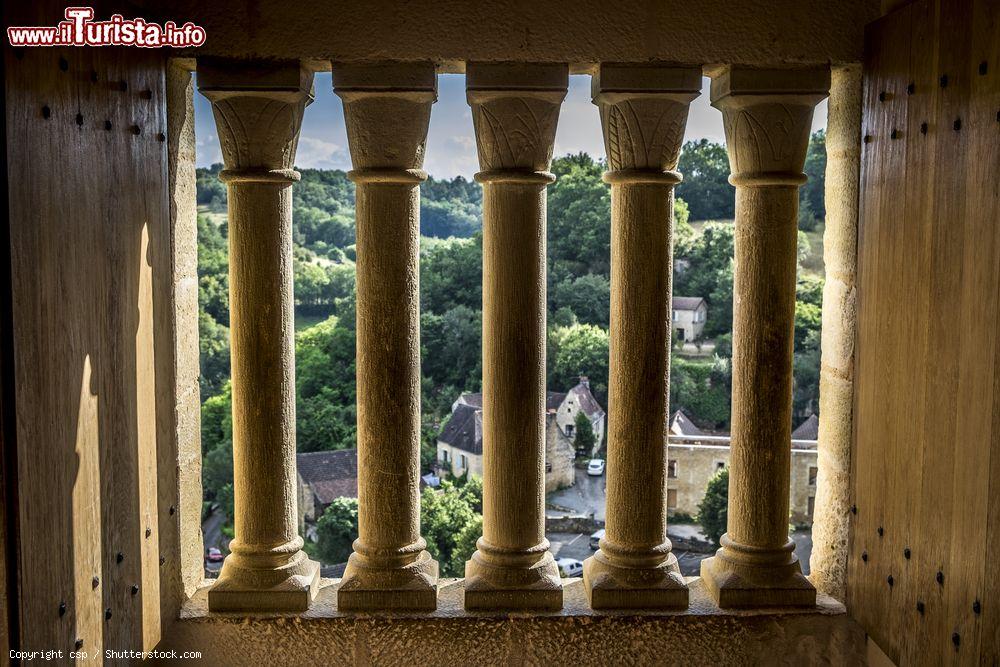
[672,296,705,311]
[670,410,704,436]
[463,391,567,412]
[457,392,483,408]
[546,392,567,411]
[438,403,482,455]
[296,449,358,505]
[791,414,819,441]
[443,387,597,455]
[570,380,604,419]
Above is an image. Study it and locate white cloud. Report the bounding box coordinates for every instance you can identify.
[448,135,475,151]
[296,137,348,170]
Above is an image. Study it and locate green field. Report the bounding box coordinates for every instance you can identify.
[295,313,329,331]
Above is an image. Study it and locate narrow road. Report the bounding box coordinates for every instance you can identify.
[202,508,226,550]
[546,466,606,521]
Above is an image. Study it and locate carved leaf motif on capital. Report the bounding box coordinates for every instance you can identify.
[210,96,308,172]
[471,97,561,172]
[601,98,688,172]
[721,102,814,176]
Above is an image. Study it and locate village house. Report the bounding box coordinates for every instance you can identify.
[550,377,606,456]
[667,411,819,524]
[437,379,604,492]
[672,296,708,342]
[295,449,358,528]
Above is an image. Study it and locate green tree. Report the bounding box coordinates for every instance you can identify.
[698,467,729,546]
[421,174,482,239]
[793,344,821,421]
[800,130,827,225]
[673,197,694,253]
[673,221,735,338]
[420,480,483,576]
[420,197,481,238]
[200,382,234,519]
[676,139,734,221]
[550,273,610,328]
[670,355,731,429]
[573,410,596,456]
[295,316,358,452]
[794,301,823,354]
[420,235,483,314]
[197,213,230,325]
[548,323,610,404]
[294,258,331,311]
[548,154,612,281]
[199,310,230,399]
[315,497,360,564]
[796,274,825,308]
[792,282,824,420]
[421,305,482,393]
[196,164,227,211]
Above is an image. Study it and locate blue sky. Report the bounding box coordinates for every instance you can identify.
[195,73,828,179]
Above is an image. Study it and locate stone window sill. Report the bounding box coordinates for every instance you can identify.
[170,577,863,664]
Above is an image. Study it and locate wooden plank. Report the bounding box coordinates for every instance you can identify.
[878,1,923,651]
[849,6,914,654]
[6,45,169,660]
[914,0,971,660]
[6,46,103,659]
[891,0,940,663]
[959,0,1000,662]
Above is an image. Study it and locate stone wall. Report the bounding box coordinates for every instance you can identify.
[668,444,818,523]
[545,414,576,493]
[148,0,879,68]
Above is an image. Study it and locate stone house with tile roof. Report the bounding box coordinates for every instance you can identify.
[666,411,819,523]
[437,379,604,492]
[296,449,359,528]
[672,295,708,342]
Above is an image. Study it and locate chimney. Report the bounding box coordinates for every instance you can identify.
[579,375,589,388]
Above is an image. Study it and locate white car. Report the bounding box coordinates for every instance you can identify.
[587,458,606,476]
[556,558,584,578]
[589,529,605,550]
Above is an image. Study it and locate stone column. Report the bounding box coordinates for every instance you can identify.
[809,64,862,602]
[700,66,828,608]
[198,60,320,612]
[333,63,439,611]
[582,64,700,610]
[464,63,567,611]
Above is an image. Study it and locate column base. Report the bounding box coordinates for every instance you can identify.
[337,549,438,611]
[699,534,816,608]
[583,550,689,610]
[464,542,563,611]
[209,549,320,612]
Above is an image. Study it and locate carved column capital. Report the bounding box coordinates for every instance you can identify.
[334,62,437,183]
[197,59,314,182]
[592,64,701,183]
[466,63,568,179]
[710,66,829,186]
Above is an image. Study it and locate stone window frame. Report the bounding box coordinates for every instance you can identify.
[164,58,860,617]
